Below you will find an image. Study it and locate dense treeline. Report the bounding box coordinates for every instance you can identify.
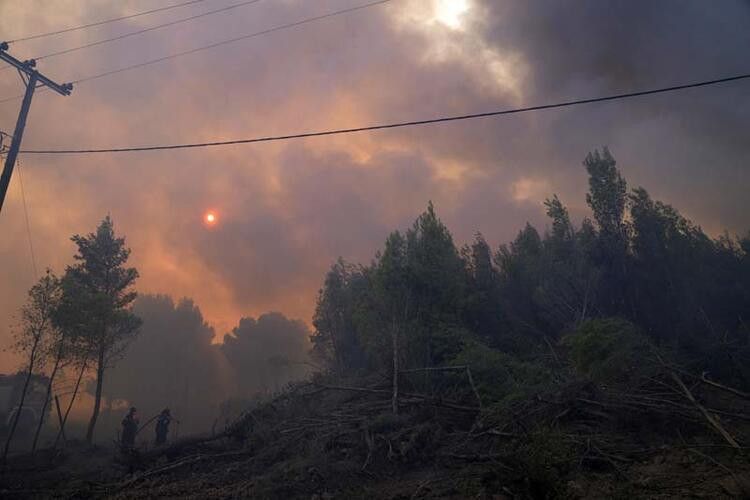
[311,148,750,388]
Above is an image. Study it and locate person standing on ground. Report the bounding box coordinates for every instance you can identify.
[121,407,139,448]
[155,408,174,446]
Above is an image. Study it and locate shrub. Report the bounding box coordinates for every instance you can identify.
[451,339,557,406]
[563,318,653,383]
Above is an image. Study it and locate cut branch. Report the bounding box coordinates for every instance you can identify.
[669,372,741,449]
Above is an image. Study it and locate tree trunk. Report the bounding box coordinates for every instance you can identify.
[391,315,399,416]
[326,309,344,378]
[85,351,105,444]
[55,359,87,448]
[3,341,40,461]
[54,396,66,443]
[31,345,63,453]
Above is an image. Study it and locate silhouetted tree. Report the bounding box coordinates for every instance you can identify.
[222,313,310,397]
[61,216,141,443]
[104,295,226,432]
[30,271,75,453]
[312,258,366,375]
[495,223,546,346]
[584,148,630,314]
[306,149,750,396]
[463,233,505,346]
[3,271,60,461]
[536,196,599,330]
[404,202,466,365]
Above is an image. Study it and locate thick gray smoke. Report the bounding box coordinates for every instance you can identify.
[1,0,748,382]
[90,294,310,441]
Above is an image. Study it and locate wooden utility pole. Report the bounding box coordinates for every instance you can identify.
[0,42,72,213]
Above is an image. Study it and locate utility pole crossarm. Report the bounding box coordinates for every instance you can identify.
[0,42,72,214]
[0,42,72,95]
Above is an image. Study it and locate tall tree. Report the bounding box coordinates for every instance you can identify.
[51,273,96,448]
[463,233,505,346]
[629,187,719,340]
[3,271,60,461]
[312,259,365,375]
[62,216,141,443]
[495,223,545,345]
[537,196,599,330]
[376,231,411,414]
[405,202,466,366]
[584,148,627,240]
[584,148,630,314]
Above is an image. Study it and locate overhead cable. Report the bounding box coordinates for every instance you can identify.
[0,0,392,104]
[0,0,263,70]
[20,73,750,155]
[7,0,210,44]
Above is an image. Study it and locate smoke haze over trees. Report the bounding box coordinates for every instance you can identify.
[4,147,749,448]
[2,1,748,372]
[0,0,748,494]
[100,295,229,434]
[2,219,314,445]
[3,146,750,498]
[92,297,311,438]
[222,313,311,397]
[311,149,750,385]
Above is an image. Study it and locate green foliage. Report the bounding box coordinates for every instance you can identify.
[313,203,469,375]
[56,216,142,442]
[510,428,577,498]
[60,216,142,366]
[563,318,652,383]
[14,271,62,357]
[453,339,556,405]
[4,271,63,459]
[462,233,507,346]
[584,148,627,238]
[403,202,466,366]
[308,149,750,394]
[311,258,367,375]
[584,148,630,314]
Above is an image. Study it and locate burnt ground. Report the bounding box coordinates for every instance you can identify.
[2,371,750,499]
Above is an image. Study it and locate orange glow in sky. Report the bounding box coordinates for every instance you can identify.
[205,212,217,225]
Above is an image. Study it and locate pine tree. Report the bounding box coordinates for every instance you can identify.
[61,216,141,443]
[583,148,630,314]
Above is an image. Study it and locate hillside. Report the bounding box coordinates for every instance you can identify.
[2,348,750,499]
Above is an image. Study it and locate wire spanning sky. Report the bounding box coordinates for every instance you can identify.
[0,0,749,369]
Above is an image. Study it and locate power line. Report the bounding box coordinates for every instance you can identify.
[6,0,210,44]
[0,0,392,104]
[72,0,392,85]
[18,72,750,155]
[0,0,263,71]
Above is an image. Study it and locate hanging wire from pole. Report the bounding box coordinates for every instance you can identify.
[16,159,38,279]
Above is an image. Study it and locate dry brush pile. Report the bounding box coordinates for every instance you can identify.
[105,353,750,498]
[2,348,750,498]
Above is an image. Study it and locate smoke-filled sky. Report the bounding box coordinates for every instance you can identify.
[1,0,749,368]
